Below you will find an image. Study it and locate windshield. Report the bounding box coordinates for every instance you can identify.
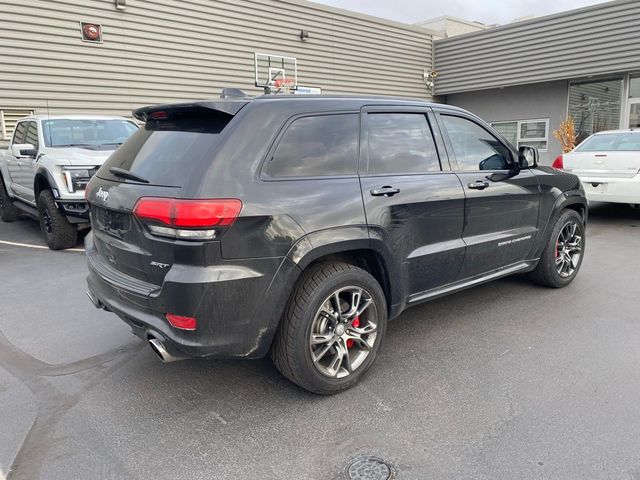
[576,133,640,152]
[42,119,139,148]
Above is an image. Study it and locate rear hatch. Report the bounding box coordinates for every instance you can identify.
[565,132,640,179]
[87,100,249,289]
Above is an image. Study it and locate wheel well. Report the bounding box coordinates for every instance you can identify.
[564,203,586,222]
[307,249,392,312]
[34,174,50,199]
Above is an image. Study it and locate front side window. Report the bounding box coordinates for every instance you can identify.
[366,113,440,174]
[265,114,359,178]
[12,122,27,144]
[442,115,512,171]
[24,122,39,150]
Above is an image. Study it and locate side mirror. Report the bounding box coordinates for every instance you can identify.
[12,143,37,158]
[518,145,539,169]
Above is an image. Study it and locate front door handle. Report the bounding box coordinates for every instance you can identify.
[370,186,400,197]
[468,181,490,190]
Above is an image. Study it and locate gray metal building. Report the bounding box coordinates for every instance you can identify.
[434,0,640,164]
[0,0,435,145]
[3,0,640,163]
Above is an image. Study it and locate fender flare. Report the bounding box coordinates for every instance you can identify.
[286,226,404,317]
[287,226,371,269]
[533,189,587,258]
[0,168,12,197]
[34,167,59,199]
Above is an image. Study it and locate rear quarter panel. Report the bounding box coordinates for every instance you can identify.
[196,101,368,260]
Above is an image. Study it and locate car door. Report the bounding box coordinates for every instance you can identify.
[359,107,466,299]
[435,110,541,278]
[6,121,28,198]
[19,121,40,204]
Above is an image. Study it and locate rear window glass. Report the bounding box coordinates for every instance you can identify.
[99,111,232,186]
[576,133,640,151]
[265,114,359,177]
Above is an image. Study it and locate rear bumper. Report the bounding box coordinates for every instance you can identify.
[85,233,300,359]
[579,175,640,204]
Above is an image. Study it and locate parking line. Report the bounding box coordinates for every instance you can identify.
[0,239,85,252]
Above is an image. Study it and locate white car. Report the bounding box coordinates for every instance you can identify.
[553,129,640,206]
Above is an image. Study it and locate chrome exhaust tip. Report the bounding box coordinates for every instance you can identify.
[148,335,185,363]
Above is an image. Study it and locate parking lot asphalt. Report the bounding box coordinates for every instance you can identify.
[0,203,639,480]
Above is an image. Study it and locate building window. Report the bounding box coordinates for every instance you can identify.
[568,78,623,143]
[629,76,640,99]
[492,119,549,151]
[1,108,35,141]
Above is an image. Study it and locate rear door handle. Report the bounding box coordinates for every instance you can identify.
[370,186,400,197]
[468,181,490,190]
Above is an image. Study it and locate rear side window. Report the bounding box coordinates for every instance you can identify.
[265,114,359,178]
[99,110,232,187]
[366,113,440,174]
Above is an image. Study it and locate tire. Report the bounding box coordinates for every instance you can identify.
[0,176,18,222]
[530,209,585,288]
[271,261,387,395]
[37,190,78,250]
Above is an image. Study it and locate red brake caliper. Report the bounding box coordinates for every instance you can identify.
[347,316,360,349]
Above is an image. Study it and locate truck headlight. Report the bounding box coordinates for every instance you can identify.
[62,167,98,193]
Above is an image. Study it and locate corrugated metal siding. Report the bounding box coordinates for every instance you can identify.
[434,0,640,95]
[0,0,433,133]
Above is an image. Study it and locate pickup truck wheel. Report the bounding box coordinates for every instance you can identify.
[530,209,585,288]
[0,177,18,222]
[271,261,387,395]
[37,190,77,250]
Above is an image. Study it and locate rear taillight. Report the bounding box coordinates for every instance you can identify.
[552,155,564,169]
[133,198,242,240]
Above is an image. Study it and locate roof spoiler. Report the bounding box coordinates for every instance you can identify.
[133,99,250,122]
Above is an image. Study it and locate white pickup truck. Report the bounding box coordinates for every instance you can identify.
[0,115,138,249]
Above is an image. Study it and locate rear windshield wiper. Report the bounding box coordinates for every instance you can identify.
[109,167,150,184]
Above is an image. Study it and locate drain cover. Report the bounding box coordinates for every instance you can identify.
[345,456,394,480]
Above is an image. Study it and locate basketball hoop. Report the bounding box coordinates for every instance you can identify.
[254,53,298,94]
[272,78,296,94]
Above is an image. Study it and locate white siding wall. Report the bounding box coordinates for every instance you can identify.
[0,0,433,139]
[434,0,640,95]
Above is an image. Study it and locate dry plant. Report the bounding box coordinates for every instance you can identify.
[553,116,577,153]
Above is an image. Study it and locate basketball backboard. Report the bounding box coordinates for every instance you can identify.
[254,53,298,93]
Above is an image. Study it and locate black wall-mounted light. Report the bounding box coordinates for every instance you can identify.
[115,0,126,10]
[299,30,310,41]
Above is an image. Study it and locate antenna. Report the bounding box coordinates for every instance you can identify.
[46,99,53,147]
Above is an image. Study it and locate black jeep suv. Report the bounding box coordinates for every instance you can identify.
[85,95,587,394]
